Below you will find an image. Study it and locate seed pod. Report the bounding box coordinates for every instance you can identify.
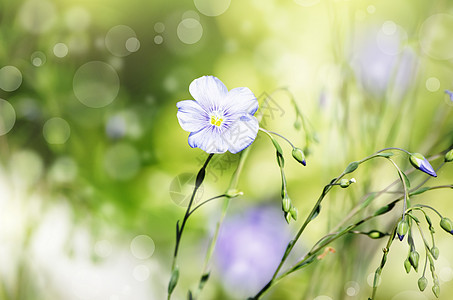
[418,276,428,291]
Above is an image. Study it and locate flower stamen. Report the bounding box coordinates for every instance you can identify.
[210,115,223,127]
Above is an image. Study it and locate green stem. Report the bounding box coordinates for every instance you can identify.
[259,127,296,149]
[386,158,409,218]
[251,172,345,299]
[188,194,226,217]
[193,147,252,298]
[168,153,214,299]
[370,225,398,300]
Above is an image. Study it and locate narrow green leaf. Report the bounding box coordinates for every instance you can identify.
[198,272,210,290]
[276,151,285,168]
[376,152,394,158]
[409,187,430,196]
[168,268,179,295]
[293,256,315,271]
[401,171,411,189]
[344,161,359,174]
[271,136,283,156]
[373,202,396,216]
[361,193,376,208]
[310,205,321,221]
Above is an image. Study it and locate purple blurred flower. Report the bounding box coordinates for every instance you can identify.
[445,90,453,101]
[351,25,418,99]
[215,206,291,298]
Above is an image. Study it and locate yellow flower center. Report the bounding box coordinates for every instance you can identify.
[210,115,223,127]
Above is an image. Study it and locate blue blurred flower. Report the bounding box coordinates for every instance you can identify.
[176,76,259,154]
[445,90,453,101]
[351,26,417,99]
[409,153,437,177]
[215,206,291,298]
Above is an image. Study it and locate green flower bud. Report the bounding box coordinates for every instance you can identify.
[282,196,291,213]
[290,206,298,221]
[396,219,409,241]
[339,179,350,188]
[344,161,359,174]
[409,251,420,271]
[291,147,306,166]
[404,258,411,274]
[285,212,292,224]
[168,267,179,294]
[225,189,243,198]
[445,149,453,162]
[431,247,439,260]
[367,230,387,239]
[418,276,428,291]
[440,217,453,235]
[432,284,440,298]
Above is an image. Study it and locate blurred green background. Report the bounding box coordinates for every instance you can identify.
[1,0,453,299]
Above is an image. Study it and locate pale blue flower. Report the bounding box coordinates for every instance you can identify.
[177,76,259,154]
[445,90,453,101]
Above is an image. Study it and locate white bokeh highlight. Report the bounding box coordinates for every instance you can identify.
[0,99,16,135]
[0,66,22,92]
[73,61,120,108]
[130,235,155,260]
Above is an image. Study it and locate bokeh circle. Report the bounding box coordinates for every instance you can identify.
[0,66,22,92]
[0,99,16,136]
[419,13,453,60]
[73,61,120,108]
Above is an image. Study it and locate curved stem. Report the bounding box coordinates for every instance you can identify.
[259,127,296,149]
[386,158,409,218]
[188,194,226,217]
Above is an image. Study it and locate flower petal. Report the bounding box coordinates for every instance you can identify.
[224,87,259,116]
[176,100,209,132]
[421,158,437,177]
[221,114,259,154]
[189,76,228,111]
[188,127,228,154]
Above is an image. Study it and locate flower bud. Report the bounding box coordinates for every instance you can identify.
[409,251,420,271]
[445,149,453,162]
[339,179,350,188]
[290,206,298,221]
[404,258,411,273]
[431,247,439,260]
[432,284,440,298]
[396,219,409,241]
[285,212,292,224]
[225,189,243,198]
[168,267,179,294]
[344,161,359,174]
[440,217,453,235]
[291,147,306,166]
[418,276,428,291]
[409,153,437,177]
[282,196,291,213]
[367,230,386,239]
